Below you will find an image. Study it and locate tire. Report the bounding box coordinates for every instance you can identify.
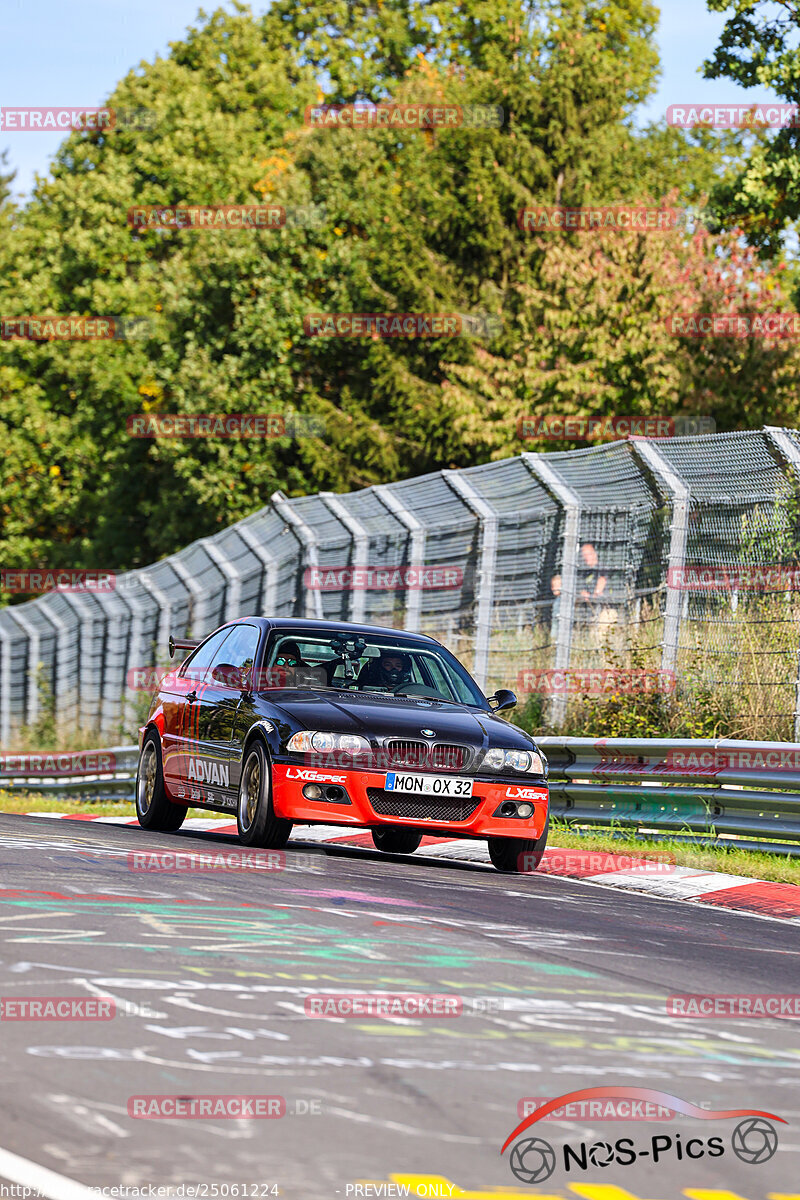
[237,739,292,849]
[136,730,188,832]
[371,827,423,855]
[488,814,549,873]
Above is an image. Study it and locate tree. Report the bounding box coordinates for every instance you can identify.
[704,0,800,255]
[0,1,783,581]
[440,217,800,459]
[0,149,14,209]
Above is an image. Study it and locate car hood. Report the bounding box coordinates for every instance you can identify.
[261,688,536,749]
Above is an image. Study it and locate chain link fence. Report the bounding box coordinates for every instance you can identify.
[3,426,800,746]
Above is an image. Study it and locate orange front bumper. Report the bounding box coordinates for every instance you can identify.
[271,763,548,841]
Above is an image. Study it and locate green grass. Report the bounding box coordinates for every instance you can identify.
[0,792,231,818]
[550,820,800,885]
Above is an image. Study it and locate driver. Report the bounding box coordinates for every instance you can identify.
[372,650,412,690]
[267,639,302,686]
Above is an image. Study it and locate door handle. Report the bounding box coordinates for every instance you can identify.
[186,690,198,703]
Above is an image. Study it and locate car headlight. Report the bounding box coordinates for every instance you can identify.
[481,748,546,774]
[529,751,546,776]
[506,750,531,772]
[287,731,370,754]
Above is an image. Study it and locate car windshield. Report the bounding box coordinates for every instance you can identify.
[259,631,486,706]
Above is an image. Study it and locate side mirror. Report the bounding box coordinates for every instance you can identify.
[212,663,242,688]
[488,688,517,713]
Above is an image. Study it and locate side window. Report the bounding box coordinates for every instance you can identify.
[180,628,234,683]
[422,656,457,701]
[209,624,260,688]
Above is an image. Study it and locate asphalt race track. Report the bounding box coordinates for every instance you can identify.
[0,811,797,1199]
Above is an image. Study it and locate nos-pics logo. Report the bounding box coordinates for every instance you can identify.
[501,1087,783,1184]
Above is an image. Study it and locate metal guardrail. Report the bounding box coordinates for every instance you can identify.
[0,745,138,800]
[539,735,800,851]
[3,737,800,853]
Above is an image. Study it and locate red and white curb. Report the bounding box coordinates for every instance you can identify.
[28,812,800,922]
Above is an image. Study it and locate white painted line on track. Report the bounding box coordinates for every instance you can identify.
[0,1145,97,1200]
[589,869,754,900]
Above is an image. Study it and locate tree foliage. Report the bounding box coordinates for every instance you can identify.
[704,0,800,255]
[0,1,796,582]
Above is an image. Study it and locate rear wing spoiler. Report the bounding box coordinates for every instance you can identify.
[169,635,200,660]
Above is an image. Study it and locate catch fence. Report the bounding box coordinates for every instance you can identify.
[2,426,800,744]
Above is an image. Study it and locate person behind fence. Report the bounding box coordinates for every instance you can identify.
[551,542,617,633]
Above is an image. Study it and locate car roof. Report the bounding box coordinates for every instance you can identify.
[225,616,440,644]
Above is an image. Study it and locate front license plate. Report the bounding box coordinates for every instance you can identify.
[385,772,474,797]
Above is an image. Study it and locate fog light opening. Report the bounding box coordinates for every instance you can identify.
[499,801,517,817]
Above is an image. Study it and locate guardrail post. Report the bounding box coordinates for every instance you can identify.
[5,607,41,727]
[441,471,498,691]
[170,557,207,637]
[271,491,324,620]
[58,591,104,734]
[320,492,369,624]
[236,524,279,616]
[522,454,581,726]
[0,618,11,746]
[199,538,242,623]
[632,440,690,679]
[36,600,80,730]
[115,585,150,734]
[136,569,173,667]
[373,484,426,633]
[765,426,800,739]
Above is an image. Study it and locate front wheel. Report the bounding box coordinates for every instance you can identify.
[488,814,549,873]
[371,827,423,855]
[136,730,188,832]
[237,740,292,849]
